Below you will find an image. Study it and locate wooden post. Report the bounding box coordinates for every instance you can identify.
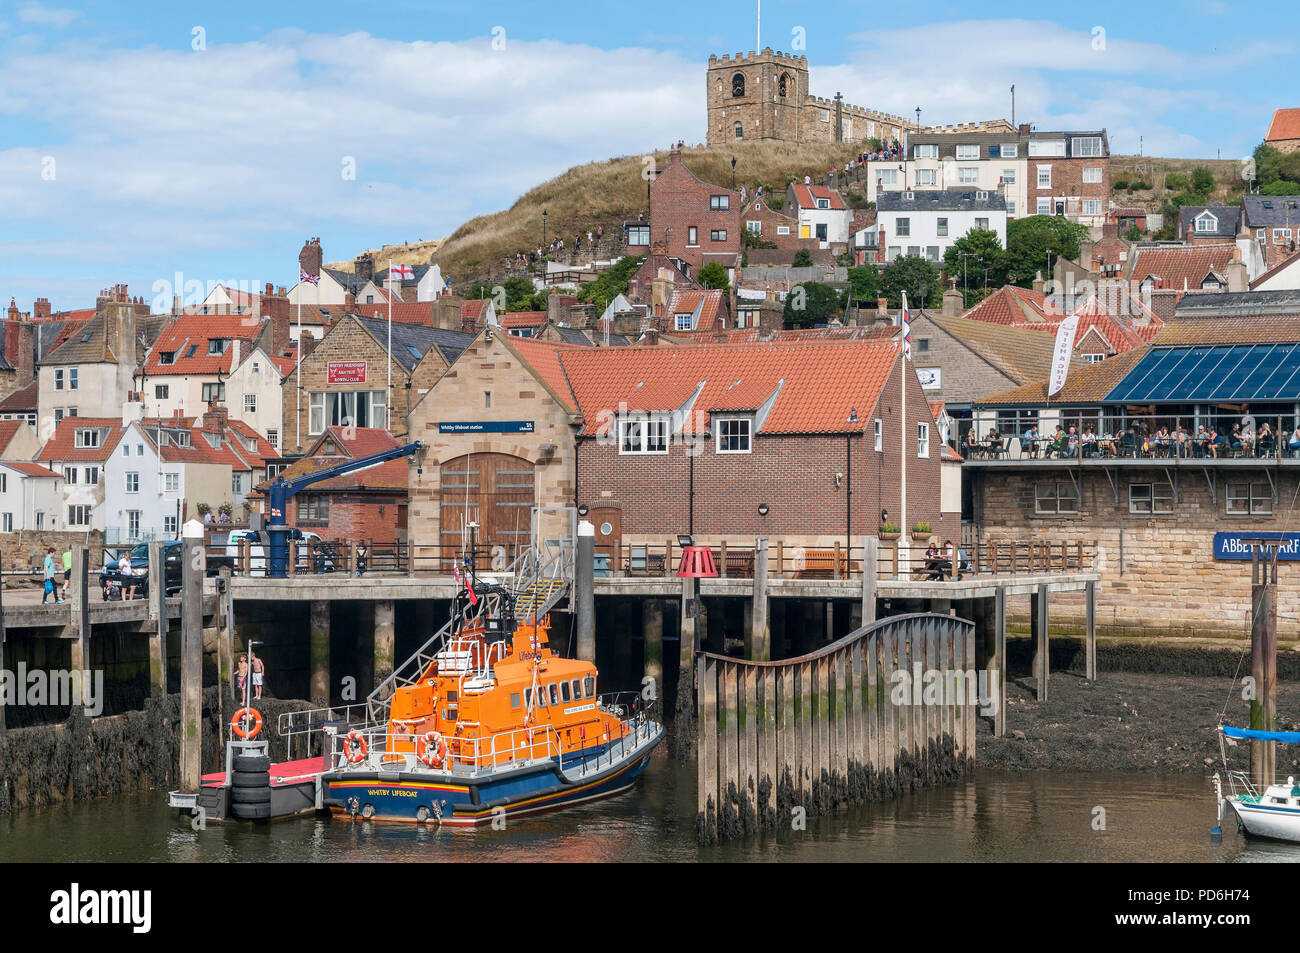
[749,537,770,660]
[719,540,728,578]
[833,540,842,580]
[675,576,698,762]
[374,599,396,687]
[310,599,330,706]
[1085,580,1097,681]
[66,546,90,714]
[697,655,717,839]
[0,553,6,732]
[776,539,784,579]
[993,587,1007,737]
[147,540,167,697]
[575,523,595,662]
[642,599,664,689]
[217,567,234,701]
[180,522,205,794]
[1032,585,1049,702]
[861,536,878,627]
[1250,545,1278,790]
[287,539,297,575]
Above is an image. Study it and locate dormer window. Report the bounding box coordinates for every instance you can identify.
[618,415,669,455]
[208,338,228,355]
[817,198,830,209]
[1195,211,1217,233]
[203,432,222,449]
[73,428,101,449]
[715,416,753,454]
[159,351,175,365]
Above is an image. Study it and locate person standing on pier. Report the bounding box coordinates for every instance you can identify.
[60,548,72,601]
[42,547,61,604]
[251,651,265,700]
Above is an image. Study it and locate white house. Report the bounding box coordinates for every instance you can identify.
[223,346,291,453]
[0,462,62,532]
[783,184,852,245]
[877,190,1008,264]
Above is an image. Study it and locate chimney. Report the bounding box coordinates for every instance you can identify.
[547,291,566,326]
[876,296,889,319]
[612,309,641,338]
[1032,271,1045,294]
[1078,237,1095,269]
[122,397,145,427]
[6,298,17,322]
[230,338,241,371]
[1227,248,1248,293]
[32,297,50,319]
[298,237,323,279]
[1018,123,1030,136]
[942,278,963,317]
[298,333,316,361]
[15,320,34,386]
[354,253,373,281]
[202,402,229,436]
[1185,221,1194,242]
[644,328,660,346]
[433,297,462,330]
[345,291,356,311]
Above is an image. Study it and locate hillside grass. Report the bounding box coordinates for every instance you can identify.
[430,141,865,280]
[326,239,442,274]
[1108,155,1250,205]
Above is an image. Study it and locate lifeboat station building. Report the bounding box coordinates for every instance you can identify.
[966,313,1300,638]
[405,330,957,567]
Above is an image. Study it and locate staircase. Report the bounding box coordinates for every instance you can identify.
[514,577,569,621]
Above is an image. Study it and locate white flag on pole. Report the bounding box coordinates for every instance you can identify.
[1048,313,1080,396]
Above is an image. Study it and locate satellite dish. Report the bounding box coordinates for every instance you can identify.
[1241,157,1256,182]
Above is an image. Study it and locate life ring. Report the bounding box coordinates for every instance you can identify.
[416,731,448,769]
[230,707,263,740]
[342,730,368,765]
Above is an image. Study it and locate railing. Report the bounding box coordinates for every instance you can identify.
[963,413,1300,463]
[277,703,369,762]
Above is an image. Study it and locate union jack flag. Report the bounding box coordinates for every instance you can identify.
[390,264,414,281]
[299,269,319,286]
[901,292,912,361]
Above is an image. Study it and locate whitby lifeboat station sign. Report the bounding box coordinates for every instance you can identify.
[1213,531,1300,561]
[439,421,535,434]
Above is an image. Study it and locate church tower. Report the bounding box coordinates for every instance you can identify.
[706,49,809,146]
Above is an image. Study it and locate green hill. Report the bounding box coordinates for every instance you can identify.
[431,140,866,280]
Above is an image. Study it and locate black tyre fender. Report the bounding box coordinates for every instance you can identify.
[231,786,272,805]
[232,754,270,773]
[231,771,271,788]
[232,802,271,820]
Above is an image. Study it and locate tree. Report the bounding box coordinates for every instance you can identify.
[941,228,1005,300]
[840,266,879,309]
[879,257,941,309]
[1253,143,1300,189]
[577,255,644,311]
[1003,215,1087,288]
[783,281,840,327]
[792,248,813,267]
[697,262,730,293]
[1191,166,1216,195]
[462,276,539,312]
[1124,222,1143,242]
[1261,180,1300,196]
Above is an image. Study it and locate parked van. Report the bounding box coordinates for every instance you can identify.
[223,529,335,576]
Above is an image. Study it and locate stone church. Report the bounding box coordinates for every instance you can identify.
[706,48,912,147]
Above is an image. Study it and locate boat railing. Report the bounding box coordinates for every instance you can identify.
[327,722,565,776]
[277,703,369,762]
[1224,769,1261,801]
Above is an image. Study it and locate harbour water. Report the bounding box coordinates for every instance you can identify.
[3,748,1296,862]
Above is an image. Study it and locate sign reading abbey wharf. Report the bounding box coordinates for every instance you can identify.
[1213,532,1300,560]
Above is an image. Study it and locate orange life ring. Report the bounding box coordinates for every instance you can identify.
[416,731,448,769]
[230,707,263,740]
[342,730,368,765]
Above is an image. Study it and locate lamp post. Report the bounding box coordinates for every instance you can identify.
[731,156,737,192]
[542,209,548,252]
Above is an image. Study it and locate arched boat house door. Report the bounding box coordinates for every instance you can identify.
[440,453,536,569]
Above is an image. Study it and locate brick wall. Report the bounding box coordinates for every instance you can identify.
[650,149,742,272]
[1031,155,1110,222]
[295,492,402,544]
[907,314,1020,407]
[0,529,106,573]
[576,355,952,547]
[973,466,1300,636]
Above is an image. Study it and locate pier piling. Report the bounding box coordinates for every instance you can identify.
[148,540,167,697]
[310,600,330,706]
[180,523,204,794]
[576,522,595,663]
[374,600,395,686]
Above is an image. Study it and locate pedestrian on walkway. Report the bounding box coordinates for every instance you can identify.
[61,548,72,601]
[42,547,60,604]
[251,651,265,700]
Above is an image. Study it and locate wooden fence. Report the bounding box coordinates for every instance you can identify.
[695,612,976,844]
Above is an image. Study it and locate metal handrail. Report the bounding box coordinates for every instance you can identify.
[328,723,564,776]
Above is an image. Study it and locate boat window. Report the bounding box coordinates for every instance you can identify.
[549,683,559,706]
[510,693,521,709]
[535,687,546,708]
[523,688,532,707]
[445,690,458,705]
[583,676,596,698]
[561,681,571,703]
[571,679,582,701]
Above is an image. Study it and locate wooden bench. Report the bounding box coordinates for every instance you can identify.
[793,549,859,579]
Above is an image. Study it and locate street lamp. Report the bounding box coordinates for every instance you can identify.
[731,156,737,192]
[542,209,548,251]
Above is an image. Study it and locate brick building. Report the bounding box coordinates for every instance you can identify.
[967,314,1300,637]
[266,427,408,544]
[281,312,474,451]
[649,144,741,275]
[1265,108,1300,154]
[1242,194,1300,270]
[738,195,816,252]
[705,49,910,146]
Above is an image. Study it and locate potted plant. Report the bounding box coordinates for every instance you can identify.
[912,521,932,536]
[878,521,901,541]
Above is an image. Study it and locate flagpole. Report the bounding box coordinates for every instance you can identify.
[296,284,302,451]
[387,258,393,432]
[900,291,909,569]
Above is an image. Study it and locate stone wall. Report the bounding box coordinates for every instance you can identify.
[973,466,1300,637]
[0,529,105,575]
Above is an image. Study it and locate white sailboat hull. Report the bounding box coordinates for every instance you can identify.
[1227,798,1300,843]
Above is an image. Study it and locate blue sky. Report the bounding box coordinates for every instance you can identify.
[0,0,1289,310]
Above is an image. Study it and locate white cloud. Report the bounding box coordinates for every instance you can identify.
[0,31,701,306]
[16,2,81,28]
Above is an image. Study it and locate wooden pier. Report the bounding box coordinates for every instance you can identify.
[695,612,976,844]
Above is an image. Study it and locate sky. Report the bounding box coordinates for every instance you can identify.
[0,0,1289,311]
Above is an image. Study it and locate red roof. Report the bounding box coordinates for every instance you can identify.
[505,337,581,412]
[790,185,846,211]
[0,380,37,412]
[266,427,407,491]
[142,315,263,375]
[961,285,1054,325]
[37,417,129,463]
[461,301,488,320]
[1126,244,1236,291]
[666,289,726,331]
[0,462,59,478]
[353,301,434,325]
[500,311,548,330]
[554,339,902,436]
[1267,108,1300,143]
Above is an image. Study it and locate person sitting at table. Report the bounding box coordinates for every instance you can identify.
[1257,422,1274,457]
[1289,425,1300,458]
[1045,425,1065,458]
[1117,428,1135,457]
[1208,427,1222,459]
[1060,425,1080,458]
[1081,425,1099,457]
[923,538,945,580]
[1230,423,1244,456]
[1241,420,1256,456]
[941,540,956,579]
[1022,424,1041,457]
[987,428,1005,456]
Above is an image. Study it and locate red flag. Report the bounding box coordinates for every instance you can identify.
[465,584,478,607]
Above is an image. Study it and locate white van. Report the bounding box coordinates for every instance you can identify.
[223,529,334,576]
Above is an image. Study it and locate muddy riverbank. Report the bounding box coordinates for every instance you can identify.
[979,639,1300,773]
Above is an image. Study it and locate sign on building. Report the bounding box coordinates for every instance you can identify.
[916,367,942,389]
[1213,531,1300,560]
[439,421,536,434]
[328,361,367,384]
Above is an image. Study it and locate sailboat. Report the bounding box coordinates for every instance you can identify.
[1213,725,1300,843]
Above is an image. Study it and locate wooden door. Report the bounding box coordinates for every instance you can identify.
[440,453,535,568]
[587,506,622,574]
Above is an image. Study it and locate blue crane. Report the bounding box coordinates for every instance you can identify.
[264,440,424,578]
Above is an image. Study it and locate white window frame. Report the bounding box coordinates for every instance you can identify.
[1037,197,1052,215]
[125,472,139,494]
[73,428,100,449]
[1001,168,1016,184]
[309,392,326,435]
[715,417,752,454]
[955,144,979,160]
[1082,167,1103,184]
[1082,199,1103,216]
[1028,140,1066,157]
[917,422,930,458]
[617,416,670,455]
[687,226,698,247]
[1071,136,1103,157]
[1037,165,1052,189]
[915,169,936,186]
[244,393,257,413]
[1034,481,1079,515]
[895,218,910,237]
[876,169,898,185]
[874,419,883,452]
[1000,143,1018,158]
[958,167,979,184]
[163,472,179,493]
[914,144,938,159]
